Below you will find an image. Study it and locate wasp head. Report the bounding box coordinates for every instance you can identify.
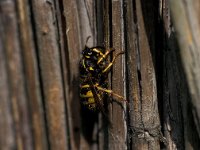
[82,47,94,59]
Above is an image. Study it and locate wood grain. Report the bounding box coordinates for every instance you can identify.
[31,0,68,149]
[1,0,200,149]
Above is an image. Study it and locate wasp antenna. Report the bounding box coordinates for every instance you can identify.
[85,36,92,47]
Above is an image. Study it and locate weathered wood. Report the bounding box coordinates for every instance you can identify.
[108,0,127,150]
[124,0,161,149]
[62,0,82,150]
[169,0,200,149]
[30,1,68,149]
[16,0,48,149]
[77,0,96,47]
[159,1,185,149]
[0,14,16,150]
[124,0,141,149]
[0,1,33,149]
[2,0,200,149]
[169,0,200,136]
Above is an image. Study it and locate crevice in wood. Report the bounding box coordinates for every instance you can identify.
[54,0,71,149]
[28,0,50,149]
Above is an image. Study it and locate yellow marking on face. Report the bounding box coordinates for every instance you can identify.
[85,55,90,58]
[89,67,94,71]
[81,84,90,88]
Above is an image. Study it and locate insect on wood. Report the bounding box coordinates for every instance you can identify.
[79,37,126,112]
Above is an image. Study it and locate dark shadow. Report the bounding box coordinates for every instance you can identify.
[70,76,81,148]
[81,104,99,143]
[139,0,200,149]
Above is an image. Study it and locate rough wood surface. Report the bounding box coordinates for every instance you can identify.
[0,11,16,150]
[17,0,48,149]
[31,1,68,149]
[124,0,161,149]
[0,1,34,150]
[169,0,200,134]
[161,3,185,149]
[1,0,200,149]
[108,0,126,150]
[161,1,185,149]
[169,0,200,149]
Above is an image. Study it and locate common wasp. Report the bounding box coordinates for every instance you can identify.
[79,38,126,112]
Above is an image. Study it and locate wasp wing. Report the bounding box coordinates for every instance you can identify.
[87,74,106,113]
[87,75,112,126]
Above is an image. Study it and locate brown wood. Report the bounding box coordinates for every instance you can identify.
[125,0,161,149]
[0,1,33,150]
[16,0,48,149]
[169,0,200,149]
[1,0,200,149]
[62,0,81,149]
[30,0,68,149]
[0,15,16,150]
[160,1,185,149]
[108,0,127,150]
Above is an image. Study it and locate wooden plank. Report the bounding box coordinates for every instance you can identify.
[134,0,160,149]
[16,0,48,149]
[169,0,200,129]
[125,0,161,149]
[169,0,200,149]
[159,0,185,149]
[0,13,16,150]
[77,0,96,46]
[31,1,68,149]
[61,0,81,150]
[108,0,127,149]
[123,0,141,149]
[0,1,33,149]
[3,0,200,149]
[169,0,200,138]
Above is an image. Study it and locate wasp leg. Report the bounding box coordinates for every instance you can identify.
[95,85,126,102]
[90,48,105,56]
[81,84,126,101]
[80,84,94,88]
[81,58,87,69]
[97,48,115,64]
[102,51,124,73]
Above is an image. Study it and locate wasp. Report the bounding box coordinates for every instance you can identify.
[79,39,126,111]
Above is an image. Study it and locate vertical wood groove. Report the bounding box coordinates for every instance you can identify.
[1,0,200,149]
